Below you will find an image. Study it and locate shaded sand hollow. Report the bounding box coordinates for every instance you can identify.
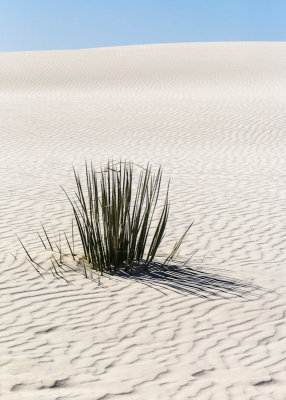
[1,42,286,399]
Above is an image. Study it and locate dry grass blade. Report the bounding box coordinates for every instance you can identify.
[17,235,34,262]
[41,224,54,251]
[163,221,194,266]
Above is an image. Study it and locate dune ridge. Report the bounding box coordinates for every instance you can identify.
[1,42,286,399]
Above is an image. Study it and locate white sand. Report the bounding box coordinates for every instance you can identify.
[1,42,286,399]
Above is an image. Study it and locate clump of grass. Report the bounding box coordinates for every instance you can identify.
[18,160,192,279]
[62,160,191,275]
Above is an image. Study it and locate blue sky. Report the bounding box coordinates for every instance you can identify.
[0,0,285,52]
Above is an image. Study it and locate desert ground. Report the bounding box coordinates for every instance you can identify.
[1,42,286,399]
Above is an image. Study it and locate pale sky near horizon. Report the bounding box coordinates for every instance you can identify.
[0,0,285,52]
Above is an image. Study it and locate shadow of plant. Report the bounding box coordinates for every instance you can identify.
[117,260,262,299]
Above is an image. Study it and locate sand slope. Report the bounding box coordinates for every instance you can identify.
[1,42,286,399]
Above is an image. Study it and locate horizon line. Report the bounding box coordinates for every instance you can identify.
[1,40,286,54]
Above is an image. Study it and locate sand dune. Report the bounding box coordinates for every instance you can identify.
[1,42,286,399]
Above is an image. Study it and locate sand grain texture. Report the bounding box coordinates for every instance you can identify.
[1,42,286,399]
